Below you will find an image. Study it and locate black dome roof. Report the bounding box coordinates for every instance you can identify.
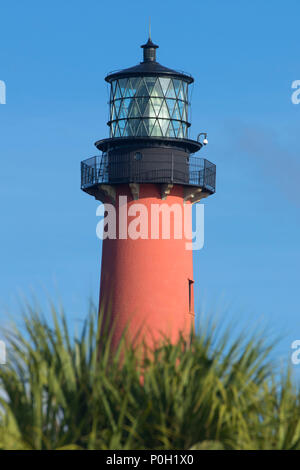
[105,38,194,84]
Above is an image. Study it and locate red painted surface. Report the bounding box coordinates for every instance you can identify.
[99,183,195,350]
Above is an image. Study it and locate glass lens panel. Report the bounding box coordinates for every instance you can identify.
[151,97,163,117]
[129,78,140,96]
[118,78,128,97]
[111,80,117,100]
[147,99,156,117]
[172,102,181,120]
[110,121,116,137]
[114,122,121,137]
[136,78,148,96]
[159,77,170,96]
[166,98,175,117]
[124,79,134,98]
[173,79,181,98]
[118,119,127,136]
[136,97,148,116]
[143,119,152,136]
[115,81,122,99]
[177,81,186,101]
[159,118,170,135]
[118,99,127,119]
[127,119,136,136]
[123,121,130,137]
[135,120,147,136]
[166,120,175,138]
[177,100,184,119]
[158,99,170,119]
[181,103,187,121]
[128,98,140,118]
[144,77,156,95]
[147,118,156,136]
[111,103,116,121]
[114,99,122,117]
[152,78,163,97]
[177,123,184,138]
[172,119,180,137]
[166,80,176,98]
[151,119,163,137]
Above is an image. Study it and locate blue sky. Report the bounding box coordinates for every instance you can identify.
[0,0,299,372]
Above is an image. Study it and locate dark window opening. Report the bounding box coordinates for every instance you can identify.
[188,279,194,313]
[134,152,143,161]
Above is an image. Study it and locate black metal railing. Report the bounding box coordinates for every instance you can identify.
[81,153,216,193]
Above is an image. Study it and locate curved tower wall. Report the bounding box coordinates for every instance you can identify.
[99,183,194,349]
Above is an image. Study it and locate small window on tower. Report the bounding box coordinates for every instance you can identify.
[134,152,143,161]
[188,279,194,313]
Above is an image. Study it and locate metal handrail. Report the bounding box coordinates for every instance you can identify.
[81,154,216,193]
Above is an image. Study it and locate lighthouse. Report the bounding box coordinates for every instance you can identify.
[81,37,216,350]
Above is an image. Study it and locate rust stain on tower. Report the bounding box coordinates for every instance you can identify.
[81,37,216,350]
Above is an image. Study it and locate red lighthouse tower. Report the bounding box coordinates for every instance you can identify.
[81,37,216,350]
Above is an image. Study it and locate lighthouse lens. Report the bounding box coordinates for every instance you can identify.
[109,76,189,139]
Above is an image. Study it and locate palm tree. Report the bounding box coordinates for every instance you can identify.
[0,302,299,450]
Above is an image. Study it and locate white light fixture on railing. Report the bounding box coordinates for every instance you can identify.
[197,132,208,145]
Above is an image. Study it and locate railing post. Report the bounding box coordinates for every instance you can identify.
[171,152,174,183]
